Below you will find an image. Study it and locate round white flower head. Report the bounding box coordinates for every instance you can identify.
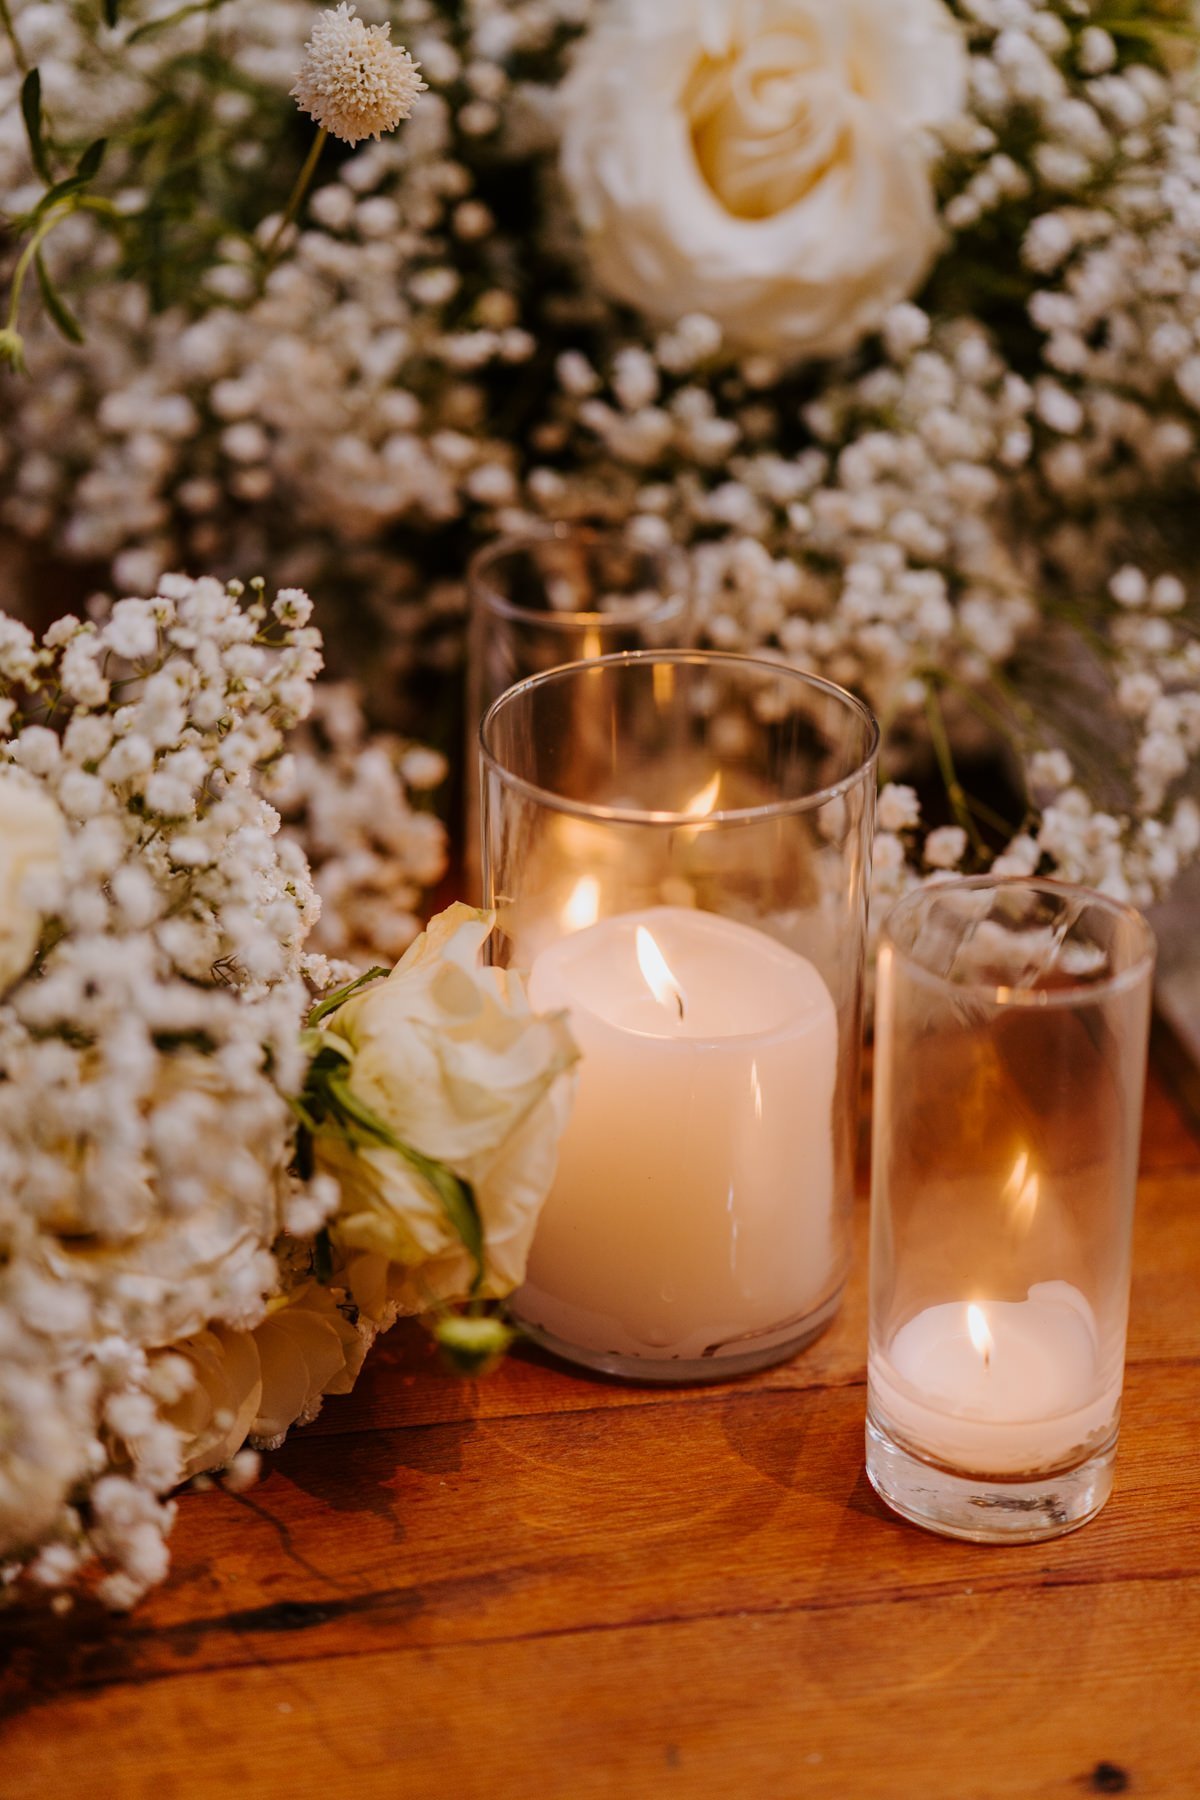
[292,3,426,146]
[560,0,967,361]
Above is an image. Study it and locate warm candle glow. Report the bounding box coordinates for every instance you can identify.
[684,773,721,817]
[635,926,685,1019]
[967,1303,994,1369]
[1004,1149,1029,1196]
[561,875,601,932]
[1013,1171,1040,1232]
[1003,1149,1039,1233]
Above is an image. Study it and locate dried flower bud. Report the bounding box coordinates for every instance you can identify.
[292,4,425,147]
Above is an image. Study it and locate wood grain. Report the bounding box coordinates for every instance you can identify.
[2,1065,1198,1800]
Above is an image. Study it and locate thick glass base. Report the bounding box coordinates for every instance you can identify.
[514,1286,844,1385]
[865,1412,1117,1543]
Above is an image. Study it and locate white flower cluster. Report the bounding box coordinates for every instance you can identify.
[0,574,575,1610]
[1,0,1199,906]
[0,575,328,1606]
[273,679,448,968]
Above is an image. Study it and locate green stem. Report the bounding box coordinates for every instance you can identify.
[0,0,28,74]
[263,126,328,267]
[924,681,985,858]
[5,209,60,333]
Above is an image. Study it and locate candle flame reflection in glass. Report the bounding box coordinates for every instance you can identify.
[635,926,685,1020]
[1003,1149,1040,1234]
[562,875,601,933]
[967,1303,994,1369]
[685,773,721,817]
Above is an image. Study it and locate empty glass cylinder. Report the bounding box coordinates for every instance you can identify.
[463,528,689,898]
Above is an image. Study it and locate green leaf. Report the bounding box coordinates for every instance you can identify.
[34,253,84,345]
[33,173,89,217]
[74,137,107,183]
[306,966,389,1028]
[20,69,52,186]
[324,1071,485,1291]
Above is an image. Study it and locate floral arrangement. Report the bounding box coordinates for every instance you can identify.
[3,0,1200,921]
[0,573,576,1608]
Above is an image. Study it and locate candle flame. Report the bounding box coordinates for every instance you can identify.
[636,926,685,1020]
[967,1303,993,1369]
[683,773,721,818]
[561,875,600,932]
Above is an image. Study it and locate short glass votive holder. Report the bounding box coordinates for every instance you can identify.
[481,650,878,1383]
[463,528,689,899]
[866,877,1156,1543]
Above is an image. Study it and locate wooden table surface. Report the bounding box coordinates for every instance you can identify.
[3,1055,1199,1800]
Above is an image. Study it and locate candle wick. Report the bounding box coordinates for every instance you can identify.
[675,993,684,1022]
[983,1346,991,1371]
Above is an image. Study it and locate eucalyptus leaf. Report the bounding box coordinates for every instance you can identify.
[34,253,84,344]
[20,69,52,186]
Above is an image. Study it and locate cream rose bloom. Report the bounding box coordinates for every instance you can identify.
[560,0,966,361]
[315,905,577,1312]
[164,1283,368,1475]
[0,771,65,993]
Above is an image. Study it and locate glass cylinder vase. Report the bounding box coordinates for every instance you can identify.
[481,650,878,1383]
[463,528,689,900]
[867,876,1155,1542]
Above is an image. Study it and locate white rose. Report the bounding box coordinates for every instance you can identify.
[315,905,577,1311]
[163,1283,368,1475]
[0,770,65,992]
[561,0,966,362]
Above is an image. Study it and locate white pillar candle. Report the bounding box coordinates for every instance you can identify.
[869,1281,1123,1476]
[519,905,839,1362]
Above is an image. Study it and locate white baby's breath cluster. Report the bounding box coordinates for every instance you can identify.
[1,0,1199,906]
[273,680,448,968]
[0,575,575,1609]
[0,575,326,1607]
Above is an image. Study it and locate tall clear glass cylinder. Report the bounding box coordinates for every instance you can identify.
[481,651,878,1383]
[867,877,1155,1541]
[463,528,689,899]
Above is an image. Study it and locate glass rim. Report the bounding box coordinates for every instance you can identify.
[880,875,1157,1008]
[468,528,688,632]
[479,648,880,828]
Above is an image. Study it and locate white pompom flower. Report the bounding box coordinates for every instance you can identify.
[292,4,426,147]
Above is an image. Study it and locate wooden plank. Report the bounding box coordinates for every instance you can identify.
[3,1358,1197,1713]
[1140,1047,1200,1172]
[0,1062,1196,1797]
[4,1578,1199,1800]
